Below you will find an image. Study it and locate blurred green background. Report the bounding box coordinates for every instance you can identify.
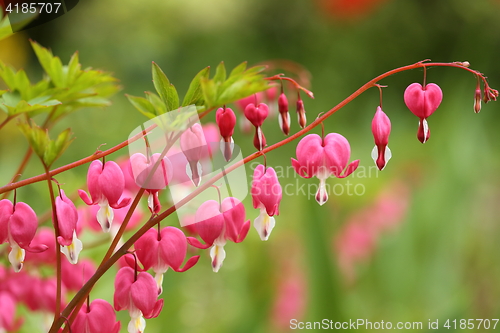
[1,0,500,332]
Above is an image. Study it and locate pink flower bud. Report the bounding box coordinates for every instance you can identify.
[73,299,120,333]
[296,98,307,129]
[216,107,236,161]
[474,87,482,113]
[278,93,290,135]
[291,133,359,206]
[0,199,48,272]
[404,82,442,143]
[371,106,392,171]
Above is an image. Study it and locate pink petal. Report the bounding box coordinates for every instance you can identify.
[158,227,187,271]
[131,271,160,318]
[99,161,126,206]
[294,134,324,178]
[221,197,246,242]
[0,199,13,243]
[9,202,38,249]
[55,190,78,246]
[180,123,207,162]
[404,82,443,119]
[194,200,224,246]
[134,229,160,271]
[113,267,134,311]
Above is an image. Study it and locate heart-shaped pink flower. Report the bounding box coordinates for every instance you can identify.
[404,83,443,143]
[404,83,442,119]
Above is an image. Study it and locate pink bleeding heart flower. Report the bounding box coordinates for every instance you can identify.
[56,190,82,264]
[371,106,392,171]
[216,107,236,161]
[403,82,443,143]
[0,292,23,332]
[135,226,200,294]
[187,197,250,272]
[251,165,282,241]
[73,299,120,333]
[129,153,173,214]
[0,199,48,272]
[291,133,359,206]
[278,93,291,135]
[25,227,56,265]
[180,123,207,187]
[244,103,269,151]
[114,267,163,333]
[79,160,131,232]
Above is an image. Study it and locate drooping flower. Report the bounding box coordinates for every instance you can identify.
[216,107,237,161]
[296,96,307,129]
[180,123,208,187]
[129,153,173,213]
[251,165,282,241]
[371,106,392,170]
[187,197,250,272]
[403,82,443,143]
[0,199,48,272]
[56,190,82,264]
[114,267,163,333]
[244,102,269,151]
[134,226,200,294]
[79,160,131,232]
[278,93,291,135]
[291,133,359,206]
[73,299,121,333]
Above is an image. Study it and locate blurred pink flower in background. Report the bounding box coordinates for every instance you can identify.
[334,181,410,282]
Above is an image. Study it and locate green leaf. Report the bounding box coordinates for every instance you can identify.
[31,41,64,87]
[3,98,61,116]
[213,62,226,85]
[229,62,247,77]
[145,92,166,116]
[127,94,156,119]
[182,66,210,107]
[18,121,73,167]
[200,78,217,108]
[152,62,179,112]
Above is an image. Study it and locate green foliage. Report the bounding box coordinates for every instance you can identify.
[18,121,74,167]
[0,42,119,122]
[0,9,38,42]
[128,61,269,119]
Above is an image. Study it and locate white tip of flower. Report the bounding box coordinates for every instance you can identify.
[371,145,378,165]
[8,243,25,273]
[385,146,392,165]
[128,314,146,333]
[220,138,234,162]
[60,231,83,265]
[210,243,226,273]
[253,209,276,241]
[257,126,264,151]
[315,178,329,206]
[185,161,203,187]
[154,272,164,295]
[97,202,113,232]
